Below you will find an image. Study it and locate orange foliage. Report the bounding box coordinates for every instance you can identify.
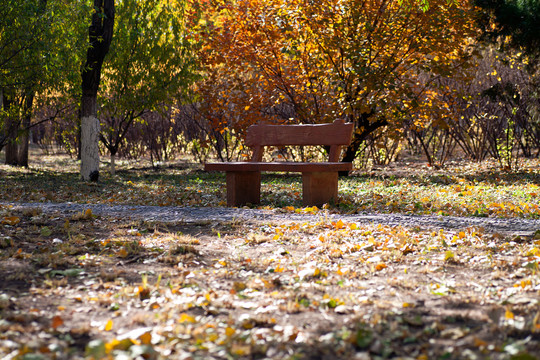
[194,0,478,160]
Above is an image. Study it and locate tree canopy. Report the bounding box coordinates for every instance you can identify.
[196,0,478,162]
[476,0,540,59]
[98,0,198,174]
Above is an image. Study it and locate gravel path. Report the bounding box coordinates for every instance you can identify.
[4,201,540,236]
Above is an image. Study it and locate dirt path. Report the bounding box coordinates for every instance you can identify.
[2,201,540,359]
[4,201,540,236]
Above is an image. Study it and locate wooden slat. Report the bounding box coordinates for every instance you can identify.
[245,120,353,147]
[205,161,352,173]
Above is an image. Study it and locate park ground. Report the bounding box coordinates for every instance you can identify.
[0,149,540,359]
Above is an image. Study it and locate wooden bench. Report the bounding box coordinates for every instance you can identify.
[204,120,354,207]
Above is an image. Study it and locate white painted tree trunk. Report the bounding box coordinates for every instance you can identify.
[80,115,100,181]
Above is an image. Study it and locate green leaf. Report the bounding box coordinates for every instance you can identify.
[40,226,52,237]
[85,339,106,358]
[510,353,538,360]
[355,327,373,349]
[50,268,84,277]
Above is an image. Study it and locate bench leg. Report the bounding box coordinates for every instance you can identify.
[302,172,338,207]
[226,171,261,207]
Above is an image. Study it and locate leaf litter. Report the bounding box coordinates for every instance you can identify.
[0,156,540,359]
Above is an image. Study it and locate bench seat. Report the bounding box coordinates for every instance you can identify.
[205,161,352,173]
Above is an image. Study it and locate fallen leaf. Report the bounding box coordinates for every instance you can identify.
[2,216,20,225]
[139,331,152,345]
[333,219,345,230]
[505,309,515,320]
[444,250,456,262]
[179,313,196,323]
[51,315,63,329]
[225,327,236,337]
[40,226,52,237]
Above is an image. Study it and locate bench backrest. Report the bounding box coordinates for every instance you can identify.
[245,119,353,162]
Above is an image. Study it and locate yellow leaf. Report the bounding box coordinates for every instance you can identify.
[444,251,455,262]
[105,319,113,331]
[349,223,358,230]
[225,327,235,337]
[375,263,387,271]
[139,331,152,345]
[505,309,515,320]
[526,248,540,257]
[117,248,128,258]
[105,339,120,353]
[333,219,345,230]
[105,338,133,352]
[458,231,466,239]
[2,216,20,225]
[179,313,196,323]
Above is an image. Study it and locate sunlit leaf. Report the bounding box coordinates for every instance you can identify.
[225,327,236,337]
[444,250,456,262]
[139,331,152,345]
[178,313,196,323]
[2,216,20,226]
[333,219,345,230]
[505,309,515,320]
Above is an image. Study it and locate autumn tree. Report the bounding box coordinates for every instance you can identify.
[197,0,478,166]
[98,0,197,175]
[0,0,83,166]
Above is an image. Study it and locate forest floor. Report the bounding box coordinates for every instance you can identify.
[0,149,540,359]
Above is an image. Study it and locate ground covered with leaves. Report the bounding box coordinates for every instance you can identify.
[1,153,540,359]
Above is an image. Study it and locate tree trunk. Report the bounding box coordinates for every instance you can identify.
[0,87,3,152]
[80,0,115,181]
[339,112,388,176]
[16,92,35,167]
[4,131,18,165]
[3,94,18,165]
[110,152,116,176]
[81,95,101,181]
[341,117,388,163]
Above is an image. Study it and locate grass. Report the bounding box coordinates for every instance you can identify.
[0,150,540,359]
[2,151,540,218]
